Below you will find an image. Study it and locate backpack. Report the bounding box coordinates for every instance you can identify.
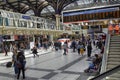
[17,55,25,68]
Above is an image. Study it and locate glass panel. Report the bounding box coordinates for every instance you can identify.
[20,21,27,27]
[60,24,63,30]
[13,19,18,27]
[13,19,19,27]
[6,11,9,17]
[14,13,21,19]
[37,23,40,28]
[9,12,14,18]
[28,21,35,28]
[31,17,37,21]
[34,22,37,28]
[41,5,55,14]
[18,20,21,27]
[37,18,41,22]
[51,24,55,29]
[40,23,44,29]
[25,10,34,16]
[0,16,3,26]
[4,18,9,26]
[1,11,7,17]
[45,23,47,29]
[8,18,14,27]
[37,23,43,29]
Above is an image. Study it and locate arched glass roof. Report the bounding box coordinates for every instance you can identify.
[0,0,119,19]
[41,5,54,14]
[25,10,34,16]
[64,0,120,10]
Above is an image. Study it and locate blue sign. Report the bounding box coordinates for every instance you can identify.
[22,15,31,20]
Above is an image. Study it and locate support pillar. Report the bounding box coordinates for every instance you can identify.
[55,14,60,30]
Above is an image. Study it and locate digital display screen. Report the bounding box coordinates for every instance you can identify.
[63,7,119,16]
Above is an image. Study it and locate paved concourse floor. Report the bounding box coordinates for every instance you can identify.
[0,48,98,80]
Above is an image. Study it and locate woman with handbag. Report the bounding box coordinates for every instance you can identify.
[17,51,26,79]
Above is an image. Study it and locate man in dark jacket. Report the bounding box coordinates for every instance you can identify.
[87,43,92,58]
[71,40,76,52]
[17,51,26,79]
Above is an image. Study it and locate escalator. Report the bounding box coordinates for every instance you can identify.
[90,35,120,80]
[106,35,120,80]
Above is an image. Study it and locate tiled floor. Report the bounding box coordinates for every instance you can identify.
[0,47,98,80]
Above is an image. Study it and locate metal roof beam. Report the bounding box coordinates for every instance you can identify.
[2,5,5,10]
[26,0,34,8]
[74,1,78,6]
[35,0,38,9]
[45,7,55,16]
[63,0,78,9]
[17,0,21,12]
[6,0,19,12]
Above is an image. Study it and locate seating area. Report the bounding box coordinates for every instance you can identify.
[84,53,102,73]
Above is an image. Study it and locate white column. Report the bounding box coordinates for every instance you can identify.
[55,14,60,30]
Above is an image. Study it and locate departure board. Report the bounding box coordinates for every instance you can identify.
[63,7,120,23]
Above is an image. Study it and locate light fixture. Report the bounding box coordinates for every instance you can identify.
[110,20,113,24]
[85,22,88,26]
[81,22,84,25]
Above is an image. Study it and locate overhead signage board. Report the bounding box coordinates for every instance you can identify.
[63,7,119,16]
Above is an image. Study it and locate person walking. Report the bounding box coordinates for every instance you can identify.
[87,43,92,58]
[71,40,76,52]
[63,41,68,55]
[77,42,80,55]
[4,45,8,56]
[17,51,26,80]
[54,41,59,51]
[80,43,84,56]
[32,46,39,58]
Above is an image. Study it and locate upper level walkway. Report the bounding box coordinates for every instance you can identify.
[0,46,99,80]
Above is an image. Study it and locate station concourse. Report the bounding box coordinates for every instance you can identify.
[0,46,100,80]
[0,0,120,80]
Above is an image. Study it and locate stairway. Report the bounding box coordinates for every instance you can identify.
[106,35,120,80]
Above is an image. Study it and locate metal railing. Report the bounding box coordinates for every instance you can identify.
[90,65,120,80]
[100,34,111,74]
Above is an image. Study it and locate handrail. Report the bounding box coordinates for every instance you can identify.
[100,34,111,74]
[90,65,120,80]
